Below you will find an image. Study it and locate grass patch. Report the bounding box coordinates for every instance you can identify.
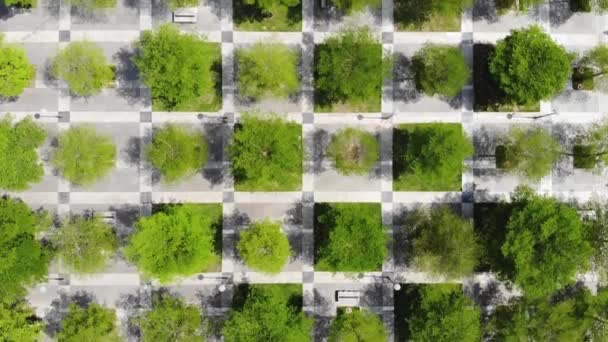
[572,66,594,91]
[394,1,461,32]
[573,144,596,169]
[473,44,539,112]
[570,0,592,12]
[233,0,302,31]
[230,283,303,310]
[473,202,515,278]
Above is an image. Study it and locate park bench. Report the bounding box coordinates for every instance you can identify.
[173,7,197,23]
[335,290,361,307]
[96,211,117,225]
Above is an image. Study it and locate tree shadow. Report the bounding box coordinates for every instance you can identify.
[201,122,227,186]
[44,290,95,337]
[70,4,109,23]
[464,278,508,312]
[123,0,139,9]
[285,201,303,225]
[224,209,251,228]
[473,0,500,22]
[473,202,516,280]
[287,228,303,263]
[122,136,141,167]
[393,52,422,104]
[552,122,584,177]
[306,128,330,175]
[0,1,27,20]
[108,204,140,244]
[207,0,228,21]
[473,126,500,158]
[312,203,332,265]
[42,59,59,88]
[113,46,145,106]
[312,288,333,317]
[393,284,421,341]
[393,0,434,28]
[549,0,575,27]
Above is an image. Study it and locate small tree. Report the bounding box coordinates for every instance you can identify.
[0,298,43,341]
[410,206,479,279]
[412,44,470,98]
[136,292,204,342]
[0,38,35,98]
[4,0,36,7]
[236,43,299,100]
[0,116,46,191]
[145,124,208,183]
[327,128,379,175]
[332,0,381,12]
[51,41,114,97]
[501,126,561,181]
[490,26,571,105]
[125,204,221,283]
[328,309,387,342]
[50,215,118,274]
[229,114,302,191]
[237,220,291,274]
[581,45,608,92]
[52,126,116,187]
[56,303,121,342]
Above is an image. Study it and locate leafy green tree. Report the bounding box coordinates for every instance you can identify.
[394,0,473,30]
[501,126,561,181]
[56,303,121,342]
[168,0,199,9]
[412,44,470,98]
[134,24,220,111]
[0,298,43,341]
[145,124,208,183]
[237,220,291,274]
[316,203,387,272]
[410,206,479,279]
[327,128,379,175]
[489,26,571,105]
[0,116,46,191]
[229,114,302,191]
[328,309,386,342]
[243,0,299,11]
[581,45,608,92]
[4,0,36,8]
[50,215,118,274]
[125,204,221,283]
[0,197,50,301]
[236,43,299,100]
[332,0,381,12]
[502,187,591,299]
[223,285,313,341]
[408,285,481,341]
[51,41,114,97]
[584,200,608,282]
[137,292,204,342]
[0,37,35,98]
[394,123,474,191]
[52,126,116,187]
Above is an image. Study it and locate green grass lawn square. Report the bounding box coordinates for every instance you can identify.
[233,0,302,31]
[394,1,461,32]
[573,144,596,169]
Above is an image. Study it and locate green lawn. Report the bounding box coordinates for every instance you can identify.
[231,283,303,310]
[234,0,302,32]
[394,1,461,32]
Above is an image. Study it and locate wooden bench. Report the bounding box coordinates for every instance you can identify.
[335,290,361,307]
[173,7,197,23]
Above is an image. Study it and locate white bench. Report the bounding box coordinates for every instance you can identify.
[335,290,361,307]
[96,211,117,225]
[578,209,597,221]
[173,7,198,23]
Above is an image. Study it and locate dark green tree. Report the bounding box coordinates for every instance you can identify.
[580,45,608,92]
[327,127,379,175]
[145,123,208,183]
[0,37,35,98]
[125,204,221,283]
[51,126,116,187]
[56,303,121,342]
[316,203,387,272]
[585,200,608,282]
[4,0,36,7]
[328,309,386,342]
[0,298,43,341]
[137,292,204,342]
[412,44,470,98]
[489,26,571,105]
[237,220,291,274]
[0,116,46,191]
[501,126,561,181]
[229,114,302,191]
[243,0,299,11]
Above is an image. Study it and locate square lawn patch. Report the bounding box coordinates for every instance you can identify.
[394,0,461,32]
[573,144,596,169]
[233,0,302,31]
[230,283,303,310]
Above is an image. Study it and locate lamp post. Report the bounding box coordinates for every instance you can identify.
[197,113,228,124]
[34,113,62,119]
[357,273,401,291]
[357,113,394,121]
[198,274,229,292]
[507,109,558,120]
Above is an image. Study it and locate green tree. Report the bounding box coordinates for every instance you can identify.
[50,215,118,274]
[0,197,50,301]
[502,187,591,299]
[410,206,479,279]
[237,220,291,274]
[222,285,313,341]
[243,0,299,11]
[412,44,470,98]
[489,26,571,105]
[134,24,220,111]
[56,303,121,342]
[0,116,46,191]
[327,128,379,175]
[229,114,302,191]
[137,292,204,342]
[328,309,386,342]
[0,37,35,98]
[145,124,208,183]
[585,200,608,283]
[408,285,481,341]
[236,43,299,100]
[168,0,199,9]
[501,126,561,181]
[581,45,608,92]
[69,0,116,12]
[125,204,221,283]
[0,298,43,342]
[52,126,116,187]
[316,203,387,272]
[332,0,381,12]
[394,0,473,30]
[51,41,114,97]
[4,0,36,8]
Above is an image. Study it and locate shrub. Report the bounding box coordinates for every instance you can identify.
[237,220,291,274]
[0,298,42,341]
[0,38,35,98]
[501,126,561,181]
[57,303,121,342]
[52,126,116,186]
[412,44,470,98]
[137,292,204,342]
[327,128,379,175]
[328,309,386,342]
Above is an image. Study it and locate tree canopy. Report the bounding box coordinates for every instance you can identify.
[145,123,208,183]
[4,0,36,7]
[332,0,381,12]
[50,215,118,274]
[0,116,46,191]
[580,119,608,169]
[137,292,204,342]
[51,41,114,97]
[0,298,43,342]
[134,24,220,111]
[581,44,608,92]
[229,114,302,191]
[502,187,591,299]
[168,0,199,9]
[327,127,379,175]
[222,285,313,341]
[237,220,291,274]
[242,0,299,11]
[56,303,121,342]
[585,200,608,282]
[410,206,479,279]
[125,204,221,283]
[0,197,49,301]
[52,126,116,187]
[489,26,571,105]
[501,126,561,181]
[0,37,35,98]
[328,309,387,342]
[412,44,470,98]
[236,43,299,100]
[316,203,387,272]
